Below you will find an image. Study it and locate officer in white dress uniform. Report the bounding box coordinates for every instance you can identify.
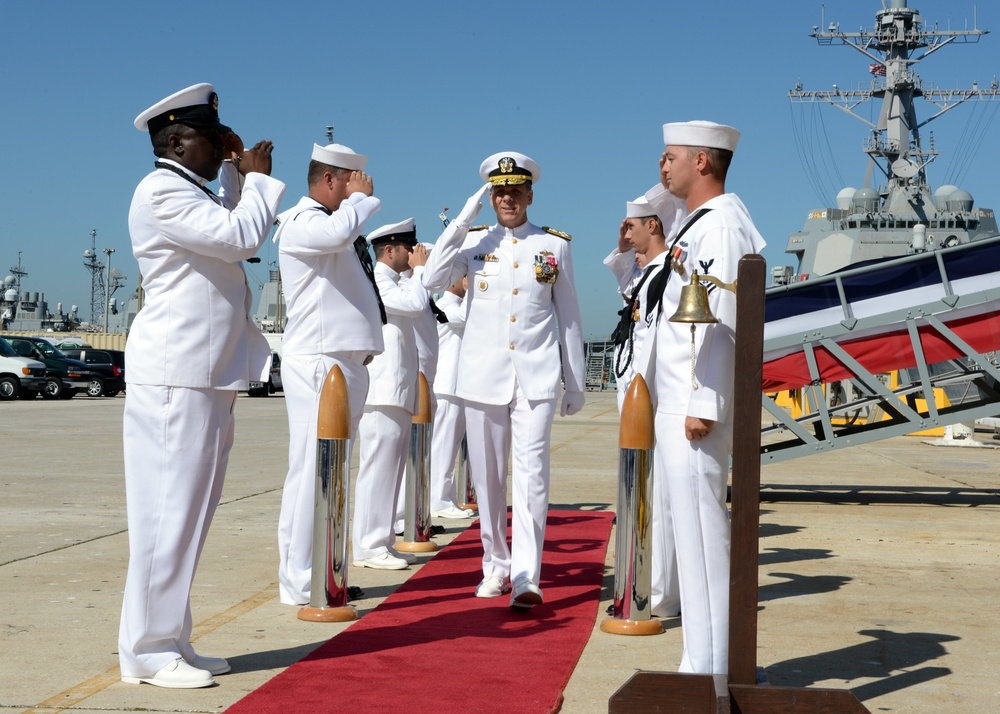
[121,83,286,688]
[274,143,383,605]
[392,242,443,533]
[353,219,428,570]
[428,276,476,517]
[639,121,765,674]
[605,190,687,619]
[422,152,586,608]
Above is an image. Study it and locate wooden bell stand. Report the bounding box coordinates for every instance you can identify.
[608,255,870,713]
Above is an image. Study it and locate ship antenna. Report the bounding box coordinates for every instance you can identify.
[325,124,334,144]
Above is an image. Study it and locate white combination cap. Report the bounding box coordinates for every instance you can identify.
[134,83,223,134]
[311,143,368,171]
[367,218,416,246]
[662,120,740,152]
[479,151,540,186]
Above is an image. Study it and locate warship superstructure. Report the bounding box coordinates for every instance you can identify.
[761,0,1000,463]
[776,0,1000,284]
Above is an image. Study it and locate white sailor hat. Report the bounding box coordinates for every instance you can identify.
[367,218,417,246]
[480,151,540,186]
[311,143,368,171]
[626,195,657,219]
[134,83,226,134]
[662,120,740,152]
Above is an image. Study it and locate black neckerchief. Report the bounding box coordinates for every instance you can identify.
[154,161,220,203]
[612,207,711,378]
[429,297,449,324]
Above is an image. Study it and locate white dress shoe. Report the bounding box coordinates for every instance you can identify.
[186,654,230,675]
[388,547,417,564]
[475,575,511,598]
[510,577,543,609]
[121,657,214,689]
[432,505,475,519]
[353,552,409,570]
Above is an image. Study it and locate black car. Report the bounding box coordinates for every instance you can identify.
[60,348,126,397]
[5,336,96,399]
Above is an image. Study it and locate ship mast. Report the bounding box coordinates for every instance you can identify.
[789,0,999,218]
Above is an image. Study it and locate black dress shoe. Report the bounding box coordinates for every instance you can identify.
[347,585,364,601]
[429,524,446,536]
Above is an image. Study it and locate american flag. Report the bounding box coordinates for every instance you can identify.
[869,63,886,76]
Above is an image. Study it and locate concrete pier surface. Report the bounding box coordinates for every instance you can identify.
[2,391,998,713]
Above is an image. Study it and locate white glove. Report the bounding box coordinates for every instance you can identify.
[455,183,491,226]
[560,390,585,417]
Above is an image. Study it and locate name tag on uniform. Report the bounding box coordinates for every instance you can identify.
[474,253,499,262]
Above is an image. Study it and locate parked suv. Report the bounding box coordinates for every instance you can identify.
[61,348,126,397]
[5,336,96,399]
[248,352,283,397]
[0,337,47,400]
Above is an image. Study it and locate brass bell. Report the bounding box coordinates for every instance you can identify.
[668,270,719,324]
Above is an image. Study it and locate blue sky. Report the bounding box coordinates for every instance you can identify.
[1,0,997,338]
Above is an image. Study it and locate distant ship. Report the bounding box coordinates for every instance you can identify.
[773,0,999,285]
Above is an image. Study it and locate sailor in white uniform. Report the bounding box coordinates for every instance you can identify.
[353,219,428,570]
[274,142,383,605]
[639,121,766,674]
[428,276,475,517]
[422,152,586,608]
[120,83,286,688]
[605,189,687,619]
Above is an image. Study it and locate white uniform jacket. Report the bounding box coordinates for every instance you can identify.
[276,194,384,357]
[640,194,766,421]
[365,262,428,411]
[423,220,585,405]
[412,298,440,387]
[604,247,642,300]
[126,160,286,389]
[431,291,466,398]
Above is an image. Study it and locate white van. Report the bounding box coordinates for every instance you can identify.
[0,337,47,399]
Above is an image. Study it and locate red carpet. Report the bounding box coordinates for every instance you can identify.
[225,509,613,714]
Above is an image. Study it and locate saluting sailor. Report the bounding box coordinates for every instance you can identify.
[352,219,428,570]
[274,142,383,605]
[639,121,766,674]
[121,83,286,688]
[422,152,586,609]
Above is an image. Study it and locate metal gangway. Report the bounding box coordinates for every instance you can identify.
[759,235,1000,464]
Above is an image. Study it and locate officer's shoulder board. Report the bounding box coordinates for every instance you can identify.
[468,224,489,232]
[542,226,572,241]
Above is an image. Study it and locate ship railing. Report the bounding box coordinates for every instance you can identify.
[760,235,1000,463]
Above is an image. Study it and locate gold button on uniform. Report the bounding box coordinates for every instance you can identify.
[512,238,518,244]
[512,289,518,295]
[510,316,516,322]
[513,262,519,268]
[509,343,515,350]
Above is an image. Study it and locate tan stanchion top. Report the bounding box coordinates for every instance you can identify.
[317,364,351,440]
[619,374,654,450]
[412,372,432,424]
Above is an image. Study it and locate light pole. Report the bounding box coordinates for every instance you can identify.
[103,248,115,332]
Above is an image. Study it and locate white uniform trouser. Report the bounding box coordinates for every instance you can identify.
[464,384,556,585]
[429,394,465,511]
[119,384,236,678]
[277,353,370,605]
[354,405,411,560]
[654,411,732,675]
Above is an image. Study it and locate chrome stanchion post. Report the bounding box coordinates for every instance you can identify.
[298,364,358,623]
[601,374,663,636]
[397,372,438,553]
[456,434,478,511]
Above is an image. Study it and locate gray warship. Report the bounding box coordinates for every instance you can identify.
[761,0,1000,463]
[774,0,999,285]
